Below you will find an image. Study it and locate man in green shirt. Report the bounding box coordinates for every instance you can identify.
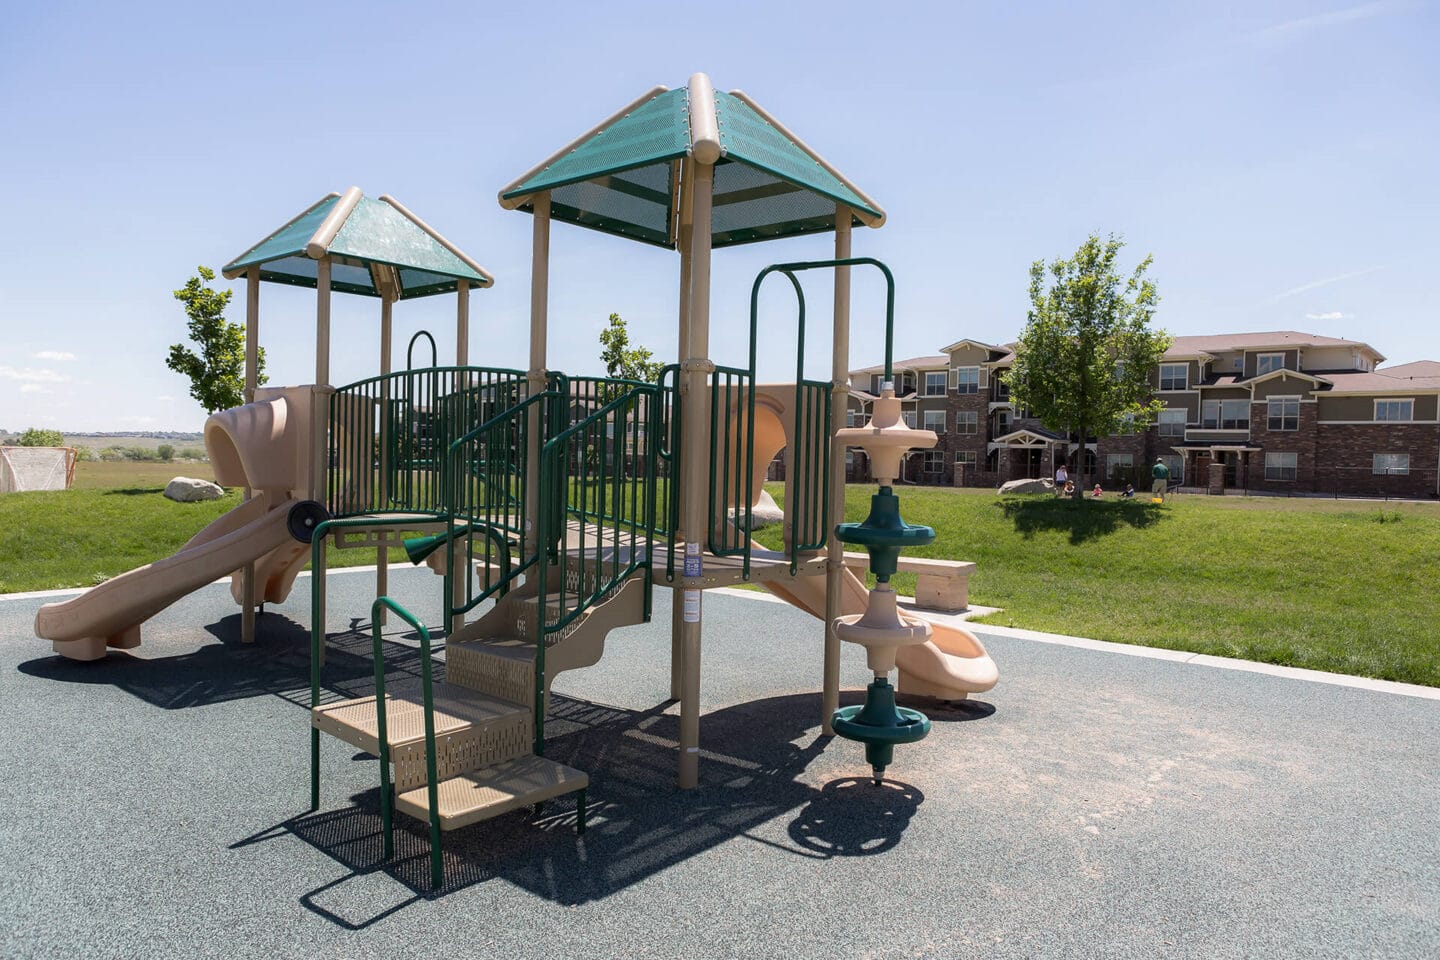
[1151,457,1170,501]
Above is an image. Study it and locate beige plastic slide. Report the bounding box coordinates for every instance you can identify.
[36,385,322,661]
[758,553,999,699]
[34,496,300,661]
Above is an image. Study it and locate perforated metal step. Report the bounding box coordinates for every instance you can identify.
[395,755,588,831]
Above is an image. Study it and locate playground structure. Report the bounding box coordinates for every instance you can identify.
[32,74,999,886]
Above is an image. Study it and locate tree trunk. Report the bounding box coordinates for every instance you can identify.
[1072,432,1086,503]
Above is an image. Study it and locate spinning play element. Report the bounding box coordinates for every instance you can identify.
[830,383,938,783]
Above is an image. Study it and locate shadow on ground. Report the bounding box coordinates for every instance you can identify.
[20,618,993,926]
[997,496,1167,543]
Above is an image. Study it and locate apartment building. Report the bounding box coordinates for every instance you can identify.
[846,331,1440,498]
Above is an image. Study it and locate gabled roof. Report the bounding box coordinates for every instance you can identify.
[1244,368,1331,388]
[223,188,493,299]
[1321,369,1440,395]
[940,338,1001,354]
[851,355,949,376]
[1378,360,1440,380]
[499,73,884,249]
[991,427,1064,445]
[1165,331,1384,363]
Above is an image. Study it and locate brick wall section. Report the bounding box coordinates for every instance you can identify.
[1095,433,1149,489]
[1248,400,1319,493]
[1312,423,1438,497]
[946,388,990,486]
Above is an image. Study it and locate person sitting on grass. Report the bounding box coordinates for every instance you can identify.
[1121,482,1135,499]
[1063,479,1075,497]
[1091,483,1103,498]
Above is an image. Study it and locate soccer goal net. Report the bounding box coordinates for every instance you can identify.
[0,446,78,492]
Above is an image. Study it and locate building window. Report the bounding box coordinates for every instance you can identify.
[1265,452,1297,481]
[923,410,946,434]
[1159,363,1188,391]
[1373,453,1410,475]
[924,371,947,396]
[1256,353,1285,375]
[846,409,859,428]
[995,410,1011,435]
[955,450,977,466]
[1202,399,1250,430]
[1105,453,1133,486]
[955,411,978,435]
[903,410,917,428]
[870,374,884,394]
[1267,397,1299,431]
[1375,399,1414,422]
[922,451,945,474]
[993,372,1010,401]
[845,450,855,468]
[1158,408,1186,438]
[954,366,979,394]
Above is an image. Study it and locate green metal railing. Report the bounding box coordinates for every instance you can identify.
[368,596,444,890]
[706,364,756,576]
[534,383,659,753]
[441,390,565,619]
[328,364,527,518]
[655,364,682,581]
[748,257,897,570]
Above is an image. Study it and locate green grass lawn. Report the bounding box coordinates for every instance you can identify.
[0,461,406,593]
[756,484,1440,687]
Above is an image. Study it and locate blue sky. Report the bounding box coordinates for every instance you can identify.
[1,1,1436,431]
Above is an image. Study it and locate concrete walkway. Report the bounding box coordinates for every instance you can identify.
[2,567,1437,959]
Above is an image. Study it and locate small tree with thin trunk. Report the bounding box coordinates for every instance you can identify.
[166,266,267,413]
[598,312,663,384]
[1008,234,1169,501]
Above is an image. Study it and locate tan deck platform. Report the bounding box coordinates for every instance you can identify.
[396,755,588,831]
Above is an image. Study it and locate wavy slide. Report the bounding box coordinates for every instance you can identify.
[34,497,307,661]
[759,555,998,700]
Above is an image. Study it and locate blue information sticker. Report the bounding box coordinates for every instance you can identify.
[683,556,702,577]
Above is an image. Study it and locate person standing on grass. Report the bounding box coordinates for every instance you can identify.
[1152,457,1170,501]
[1054,461,1068,496]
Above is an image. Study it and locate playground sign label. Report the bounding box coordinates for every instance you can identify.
[684,541,702,577]
[682,589,701,622]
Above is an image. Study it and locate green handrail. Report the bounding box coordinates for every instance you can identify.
[535,383,659,754]
[655,364,682,581]
[368,595,444,890]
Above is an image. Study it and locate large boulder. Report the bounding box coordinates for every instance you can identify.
[164,476,224,502]
[998,477,1054,496]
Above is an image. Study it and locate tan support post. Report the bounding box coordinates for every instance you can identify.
[670,158,695,701]
[313,259,332,635]
[241,267,260,644]
[823,206,852,733]
[376,297,393,625]
[525,194,551,586]
[677,161,714,790]
[456,278,470,366]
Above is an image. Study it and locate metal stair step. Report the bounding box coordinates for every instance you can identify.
[396,755,588,831]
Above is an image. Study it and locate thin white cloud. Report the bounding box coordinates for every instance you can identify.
[33,350,76,361]
[154,395,175,402]
[1242,2,1396,43]
[1265,267,1383,303]
[0,366,70,383]
[120,415,158,425]
[20,383,49,394]
[1305,311,1349,321]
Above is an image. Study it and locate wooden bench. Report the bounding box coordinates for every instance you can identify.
[841,552,976,613]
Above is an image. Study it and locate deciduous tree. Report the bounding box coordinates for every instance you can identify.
[166,267,266,413]
[1008,234,1169,500]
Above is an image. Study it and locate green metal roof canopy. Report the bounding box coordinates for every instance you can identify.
[499,77,885,247]
[222,189,494,298]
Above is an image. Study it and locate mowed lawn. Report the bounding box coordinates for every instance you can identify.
[0,461,396,593]
[757,484,1440,688]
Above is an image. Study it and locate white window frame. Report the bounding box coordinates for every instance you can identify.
[954,450,977,466]
[1256,353,1285,376]
[924,371,947,396]
[1375,399,1414,422]
[1267,396,1299,431]
[955,410,978,435]
[1373,453,1410,475]
[1202,399,1250,430]
[923,410,946,434]
[1105,453,1133,479]
[922,450,945,473]
[1265,451,1297,481]
[846,409,859,428]
[1158,408,1186,438]
[902,410,917,428]
[1159,363,1188,391]
[954,366,979,394]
